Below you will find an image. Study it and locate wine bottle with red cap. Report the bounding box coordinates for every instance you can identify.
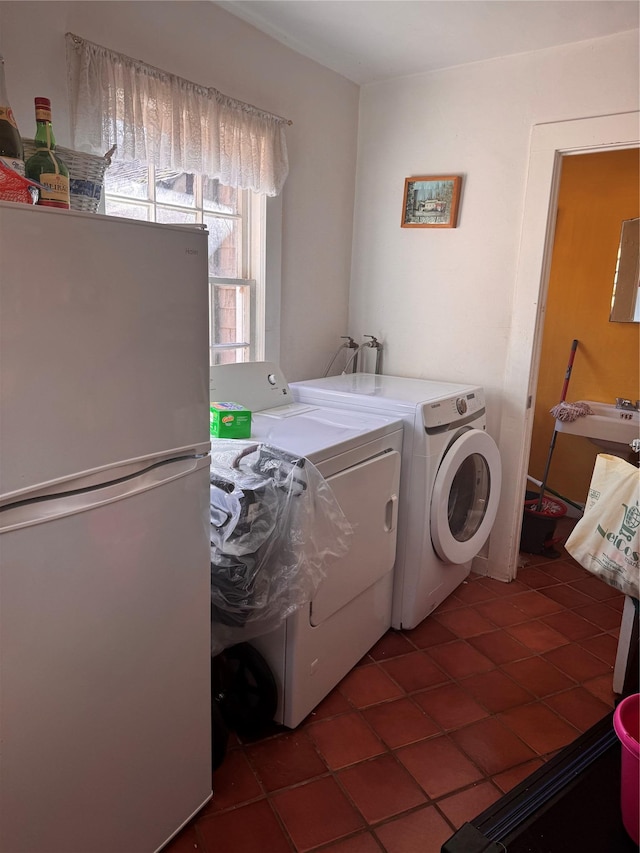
[0,54,25,176]
[25,97,70,209]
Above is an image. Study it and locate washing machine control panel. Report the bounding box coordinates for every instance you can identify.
[210,361,292,411]
[421,387,485,429]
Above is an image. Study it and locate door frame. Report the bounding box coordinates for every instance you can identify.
[487,111,640,580]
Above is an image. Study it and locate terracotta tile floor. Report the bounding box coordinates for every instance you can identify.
[167,521,625,853]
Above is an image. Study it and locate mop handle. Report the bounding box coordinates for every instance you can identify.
[559,339,579,403]
[536,338,579,513]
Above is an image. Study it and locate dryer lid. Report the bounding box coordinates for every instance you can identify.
[249,407,403,464]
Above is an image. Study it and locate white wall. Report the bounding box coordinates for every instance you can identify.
[0,1,359,382]
[350,30,639,577]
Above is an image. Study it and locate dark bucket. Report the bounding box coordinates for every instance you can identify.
[520,491,567,555]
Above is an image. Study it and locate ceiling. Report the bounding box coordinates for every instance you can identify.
[216,0,640,85]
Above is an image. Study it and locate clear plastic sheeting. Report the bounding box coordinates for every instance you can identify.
[209,440,353,655]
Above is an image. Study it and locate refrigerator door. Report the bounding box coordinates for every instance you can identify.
[0,202,210,503]
[0,456,212,853]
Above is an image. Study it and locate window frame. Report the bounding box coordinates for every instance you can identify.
[103,164,274,365]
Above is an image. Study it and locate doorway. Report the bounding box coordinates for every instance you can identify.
[487,111,640,582]
[527,148,640,512]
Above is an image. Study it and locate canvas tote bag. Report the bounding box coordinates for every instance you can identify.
[565,454,639,599]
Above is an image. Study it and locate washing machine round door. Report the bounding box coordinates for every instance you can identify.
[430,429,502,565]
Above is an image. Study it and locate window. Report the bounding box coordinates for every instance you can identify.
[104,161,266,365]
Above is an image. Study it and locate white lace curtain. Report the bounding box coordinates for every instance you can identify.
[65,33,290,196]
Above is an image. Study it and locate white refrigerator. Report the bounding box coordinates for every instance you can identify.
[0,202,213,853]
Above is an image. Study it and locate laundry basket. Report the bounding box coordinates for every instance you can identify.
[22,140,115,212]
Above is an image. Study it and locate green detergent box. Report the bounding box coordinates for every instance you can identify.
[210,402,252,438]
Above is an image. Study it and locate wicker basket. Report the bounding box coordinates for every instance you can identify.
[22,140,116,213]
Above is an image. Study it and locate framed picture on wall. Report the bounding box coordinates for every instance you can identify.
[401,175,462,228]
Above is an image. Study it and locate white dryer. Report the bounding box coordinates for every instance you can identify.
[209,362,403,728]
[291,373,502,630]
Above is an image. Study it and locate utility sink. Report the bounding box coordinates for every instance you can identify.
[555,400,639,455]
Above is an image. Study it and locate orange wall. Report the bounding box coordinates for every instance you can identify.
[529,148,639,505]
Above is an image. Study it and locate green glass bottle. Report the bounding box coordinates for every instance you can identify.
[0,54,25,176]
[25,97,70,209]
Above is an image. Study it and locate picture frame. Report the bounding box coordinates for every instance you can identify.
[401,175,462,228]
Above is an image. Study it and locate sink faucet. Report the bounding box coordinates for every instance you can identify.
[615,398,639,411]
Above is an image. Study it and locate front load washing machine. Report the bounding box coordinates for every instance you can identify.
[290,373,502,630]
[209,362,403,727]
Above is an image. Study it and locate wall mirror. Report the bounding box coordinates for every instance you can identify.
[610,217,639,322]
